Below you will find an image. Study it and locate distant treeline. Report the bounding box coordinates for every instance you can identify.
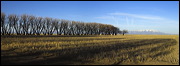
[1,13,122,35]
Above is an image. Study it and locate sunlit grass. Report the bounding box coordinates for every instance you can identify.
[1,35,179,65]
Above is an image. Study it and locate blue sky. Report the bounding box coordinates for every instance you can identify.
[1,1,179,34]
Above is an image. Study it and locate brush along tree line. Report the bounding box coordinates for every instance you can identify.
[1,13,128,35]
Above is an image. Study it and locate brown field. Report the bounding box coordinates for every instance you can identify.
[1,35,179,65]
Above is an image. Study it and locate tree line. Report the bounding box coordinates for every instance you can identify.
[1,13,128,36]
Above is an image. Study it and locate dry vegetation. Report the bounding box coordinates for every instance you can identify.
[1,35,179,65]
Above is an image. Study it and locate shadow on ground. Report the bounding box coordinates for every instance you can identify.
[1,39,177,65]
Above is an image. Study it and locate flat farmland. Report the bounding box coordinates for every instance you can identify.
[1,35,179,65]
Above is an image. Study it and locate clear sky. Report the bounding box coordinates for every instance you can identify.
[1,1,179,34]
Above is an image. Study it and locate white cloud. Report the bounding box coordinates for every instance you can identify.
[96,16,115,20]
[96,12,178,24]
[109,12,164,20]
[95,12,179,34]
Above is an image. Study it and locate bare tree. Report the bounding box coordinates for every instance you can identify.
[8,14,20,35]
[54,19,61,35]
[50,18,57,35]
[79,22,86,35]
[2,13,122,36]
[61,19,69,35]
[1,12,7,35]
[122,30,128,35]
[20,14,30,35]
[7,14,17,35]
[28,15,36,35]
[34,17,43,35]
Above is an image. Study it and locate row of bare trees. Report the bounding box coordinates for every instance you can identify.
[1,13,122,35]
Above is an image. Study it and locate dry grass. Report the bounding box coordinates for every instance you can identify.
[1,35,179,65]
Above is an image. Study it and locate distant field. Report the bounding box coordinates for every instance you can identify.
[1,35,179,65]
